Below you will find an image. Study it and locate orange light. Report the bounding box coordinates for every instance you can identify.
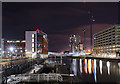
[84,59,87,74]
[88,49,90,52]
[92,60,94,73]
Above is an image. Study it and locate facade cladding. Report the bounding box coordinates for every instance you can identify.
[25,29,48,58]
[3,40,25,58]
[93,26,120,58]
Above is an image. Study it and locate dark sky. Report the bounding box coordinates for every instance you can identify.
[2,2,119,52]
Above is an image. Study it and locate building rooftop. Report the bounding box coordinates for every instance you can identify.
[93,25,120,36]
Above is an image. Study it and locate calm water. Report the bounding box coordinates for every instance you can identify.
[47,56,120,83]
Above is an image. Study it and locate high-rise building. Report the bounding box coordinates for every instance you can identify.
[93,25,120,58]
[69,34,76,53]
[25,29,48,58]
[69,34,83,54]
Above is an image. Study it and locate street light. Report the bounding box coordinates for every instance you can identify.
[9,47,14,67]
[83,29,86,50]
[9,47,14,52]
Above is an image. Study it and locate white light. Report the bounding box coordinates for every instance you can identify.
[9,47,14,52]
[43,35,46,38]
[88,59,92,74]
[32,34,34,38]
[70,74,74,77]
[80,59,82,73]
[107,61,110,75]
[93,19,95,22]
[99,60,102,75]
[15,50,17,52]
[16,40,20,42]
[21,40,26,42]
[7,41,10,42]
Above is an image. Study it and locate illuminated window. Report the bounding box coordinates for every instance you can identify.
[32,43,34,47]
[43,35,45,38]
[32,34,34,38]
[32,39,34,42]
[38,49,42,53]
[38,44,42,48]
[15,50,17,52]
[32,48,34,52]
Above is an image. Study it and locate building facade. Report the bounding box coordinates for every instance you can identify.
[93,25,120,58]
[25,29,48,58]
[69,34,83,54]
[3,39,25,58]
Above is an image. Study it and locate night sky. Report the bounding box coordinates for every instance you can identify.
[2,2,119,52]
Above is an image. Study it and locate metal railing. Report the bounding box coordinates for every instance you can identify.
[7,73,63,83]
[19,73,63,82]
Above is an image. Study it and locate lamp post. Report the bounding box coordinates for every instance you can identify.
[9,47,14,67]
[83,29,86,50]
[88,11,95,54]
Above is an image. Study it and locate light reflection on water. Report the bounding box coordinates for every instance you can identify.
[71,58,120,82]
[48,56,120,82]
[88,59,92,74]
[107,61,110,75]
[94,59,97,83]
[99,60,102,75]
[84,59,87,74]
[72,59,77,76]
[79,59,82,73]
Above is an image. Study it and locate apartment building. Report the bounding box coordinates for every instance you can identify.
[3,39,25,58]
[93,25,120,58]
[25,29,48,58]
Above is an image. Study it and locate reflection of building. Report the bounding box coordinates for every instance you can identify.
[93,25,120,57]
[25,29,48,58]
[3,39,25,58]
[69,34,83,54]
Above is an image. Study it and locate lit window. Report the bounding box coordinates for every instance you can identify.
[43,35,45,38]
[38,49,42,53]
[32,43,34,47]
[20,47,22,49]
[32,48,34,52]
[20,50,22,52]
[38,44,42,48]
[32,34,34,38]
[15,50,17,52]
[32,39,34,42]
